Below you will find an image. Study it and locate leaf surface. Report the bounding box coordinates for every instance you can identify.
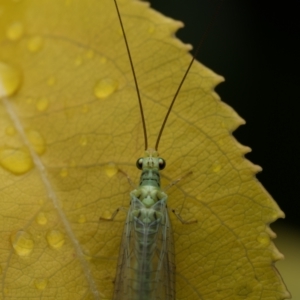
[0,0,290,299]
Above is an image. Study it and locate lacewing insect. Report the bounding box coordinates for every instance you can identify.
[100,0,221,299]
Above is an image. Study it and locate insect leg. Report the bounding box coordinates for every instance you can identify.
[118,168,137,188]
[163,171,193,192]
[100,169,135,221]
[171,208,197,224]
[163,171,197,224]
[99,207,127,221]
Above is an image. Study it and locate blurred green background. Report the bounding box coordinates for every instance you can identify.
[148,0,299,298]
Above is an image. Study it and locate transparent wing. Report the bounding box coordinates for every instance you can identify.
[113,194,175,300]
[153,205,175,300]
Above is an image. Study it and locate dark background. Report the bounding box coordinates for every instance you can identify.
[147,0,300,229]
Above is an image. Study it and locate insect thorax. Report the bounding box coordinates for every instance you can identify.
[132,149,167,208]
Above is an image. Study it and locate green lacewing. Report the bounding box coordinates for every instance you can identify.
[101,0,221,299]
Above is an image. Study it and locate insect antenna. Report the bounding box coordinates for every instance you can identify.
[155,0,224,151]
[113,0,148,150]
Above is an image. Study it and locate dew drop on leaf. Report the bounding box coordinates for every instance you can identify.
[105,162,118,178]
[35,212,48,225]
[10,231,34,256]
[27,35,44,53]
[94,78,118,99]
[5,126,16,136]
[78,214,87,224]
[212,164,222,173]
[36,97,49,111]
[46,229,65,249]
[34,278,48,290]
[6,22,24,41]
[0,62,22,98]
[0,147,33,175]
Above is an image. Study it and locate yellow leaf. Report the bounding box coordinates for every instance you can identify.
[0,0,290,299]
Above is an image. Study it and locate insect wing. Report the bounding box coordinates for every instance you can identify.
[113,194,175,300]
[154,202,176,300]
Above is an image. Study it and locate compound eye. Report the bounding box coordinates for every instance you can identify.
[136,158,143,170]
[158,158,166,170]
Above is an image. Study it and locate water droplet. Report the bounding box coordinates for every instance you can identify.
[78,214,86,224]
[213,165,222,173]
[26,129,46,155]
[102,210,113,219]
[74,55,83,67]
[35,212,48,225]
[94,78,118,99]
[47,76,56,86]
[46,229,65,249]
[257,232,270,246]
[212,164,222,173]
[79,135,88,146]
[34,278,48,290]
[0,147,33,175]
[85,50,94,59]
[59,167,68,178]
[36,97,49,111]
[6,22,24,41]
[27,35,43,53]
[5,126,16,136]
[11,231,34,256]
[0,61,22,98]
[105,163,118,178]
